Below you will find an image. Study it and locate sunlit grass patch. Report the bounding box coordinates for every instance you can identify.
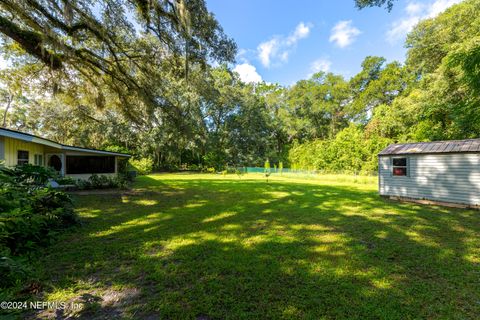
[18,173,480,319]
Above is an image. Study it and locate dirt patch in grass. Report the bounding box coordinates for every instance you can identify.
[27,287,143,320]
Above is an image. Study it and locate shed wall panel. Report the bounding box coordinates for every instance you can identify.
[379,153,480,205]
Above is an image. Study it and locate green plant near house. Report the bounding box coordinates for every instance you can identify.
[129,158,154,175]
[1,164,57,187]
[0,165,78,288]
[76,174,129,190]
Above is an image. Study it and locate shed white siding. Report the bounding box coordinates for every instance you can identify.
[379,153,480,205]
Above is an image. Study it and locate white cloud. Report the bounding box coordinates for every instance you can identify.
[310,58,332,73]
[233,63,263,83]
[287,22,311,45]
[258,39,278,68]
[257,22,312,68]
[307,58,332,78]
[386,0,462,44]
[329,20,361,48]
[406,2,423,15]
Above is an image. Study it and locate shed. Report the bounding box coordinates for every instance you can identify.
[378,139,480,206]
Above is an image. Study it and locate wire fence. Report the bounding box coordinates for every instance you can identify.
[238,167,377,177]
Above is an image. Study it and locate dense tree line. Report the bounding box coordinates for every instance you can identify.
[0,0,478,173]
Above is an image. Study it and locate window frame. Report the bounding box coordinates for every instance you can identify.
[17,150,29,166]
[392,157,408,177]
[34,154,44,166]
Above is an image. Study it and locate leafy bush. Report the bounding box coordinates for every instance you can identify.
[76,174,129,190]
[55,176,76,185]
[0,255,29,288]
[0,165,78,288]
[129,158,154,175]
[188,164,200,171]
[205,167,216,173]
[0,164,57,188]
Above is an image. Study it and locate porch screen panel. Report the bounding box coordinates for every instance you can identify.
[66,156,115,174]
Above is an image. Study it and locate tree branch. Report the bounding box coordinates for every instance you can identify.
[0,15,63,69]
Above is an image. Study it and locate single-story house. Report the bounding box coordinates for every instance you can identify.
[0,128,131,180]
[378,138,480,206]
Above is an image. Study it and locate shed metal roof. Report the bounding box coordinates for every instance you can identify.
[379,138,480,156]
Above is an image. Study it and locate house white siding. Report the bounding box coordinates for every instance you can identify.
[379,153,480,205]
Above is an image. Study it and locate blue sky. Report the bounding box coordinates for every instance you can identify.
[206,0,462,85]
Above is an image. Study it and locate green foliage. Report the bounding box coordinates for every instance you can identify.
[76,174,129,190]
[104,145,131,155]
[205,167,216,174]
[0,164,57,188]
[355,0,396,10]
[55,176,77,186]
[129,158,154,175]
[0,0,236,132]
[188,164,200,171]
[289,125,392,174]
[202,152,224,171]
[0,165,78,288]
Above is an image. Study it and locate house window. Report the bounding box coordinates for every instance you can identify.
[17,150,29,166]
[34,154,43,166]
[392,157,407,176]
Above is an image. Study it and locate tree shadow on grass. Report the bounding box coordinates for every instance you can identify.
[23,176,480,319]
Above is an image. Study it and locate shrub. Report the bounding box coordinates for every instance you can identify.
[188,164,200,171]
[55,176,76,185]
[205,167,216,174]
[0,255,29,288]
[0,165,78,288]
[1,164,57,188]
[76,174,129,190]
[129,158,154,175]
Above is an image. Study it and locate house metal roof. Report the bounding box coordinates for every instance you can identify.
[379,138,480,156]
[0,127,131,157]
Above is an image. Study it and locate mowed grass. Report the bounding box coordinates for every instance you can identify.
[21,174,480,319]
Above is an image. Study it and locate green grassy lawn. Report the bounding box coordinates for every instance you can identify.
[17,174,480,319]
